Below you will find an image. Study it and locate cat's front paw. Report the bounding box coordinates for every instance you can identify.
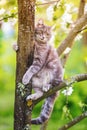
[22,74,30,85]
[42,84,51,92]
[26,95,36,100]
[12,43,18,51]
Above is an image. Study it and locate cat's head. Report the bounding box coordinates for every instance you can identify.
[35,19,51,43]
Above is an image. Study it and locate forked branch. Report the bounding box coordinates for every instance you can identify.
[57,13,87,56]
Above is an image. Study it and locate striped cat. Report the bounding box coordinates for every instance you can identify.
[22,19,63,124]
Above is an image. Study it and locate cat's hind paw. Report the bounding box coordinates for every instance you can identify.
[26,95,33,101]
[26,94,37,101]
[26,92,43,101]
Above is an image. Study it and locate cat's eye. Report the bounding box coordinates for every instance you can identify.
[47,33,50,36]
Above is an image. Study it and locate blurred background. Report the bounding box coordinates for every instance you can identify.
[0,0,87,130]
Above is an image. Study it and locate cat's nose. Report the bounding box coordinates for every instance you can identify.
[41,36,44,40]
[43,35,45,39]
[42,36,44,39]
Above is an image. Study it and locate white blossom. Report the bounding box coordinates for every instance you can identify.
[62,13,72,23]
[62,87,73,96]
[64,47,71,55]
[60,21,69,33]
[84,4,87,13]
[14,7,17,10]
[61,12,73,33]
[75,34,82,41]
[0,8,5,15]
[10,18,17,26]
[65,4,73,12]
[65,4,78,13]
[46,5,54,21]
[72,7,78,13]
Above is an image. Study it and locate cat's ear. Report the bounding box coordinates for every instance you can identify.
[36,19,44,27]
[38,19,44,25]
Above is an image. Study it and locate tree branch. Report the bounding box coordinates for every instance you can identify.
[58,111,87,130]
[60,0,86,67]
[36,0,60,6]
[32,74,87,106]
[0,12,17,22]
[0,1,61,22]
[78,0,85,19]
[57,13,87,56]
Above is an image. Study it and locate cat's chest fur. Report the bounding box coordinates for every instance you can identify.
[32,41,62,89]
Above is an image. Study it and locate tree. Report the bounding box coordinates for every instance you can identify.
[14,0,87,130]
[0,0,87,130]
[14,0,35,130]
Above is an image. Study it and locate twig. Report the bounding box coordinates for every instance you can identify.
[36,0,60,6]
[33,73,87,106]
[58,111,87,130]
[0,12,18,22]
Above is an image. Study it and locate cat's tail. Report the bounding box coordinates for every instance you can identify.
[31,92,58,125]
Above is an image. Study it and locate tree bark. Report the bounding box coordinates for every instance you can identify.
[14,0,35,130]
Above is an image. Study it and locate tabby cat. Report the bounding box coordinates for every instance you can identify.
[14,19,63,125]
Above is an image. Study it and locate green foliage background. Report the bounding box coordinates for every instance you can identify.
[0,0,87,130]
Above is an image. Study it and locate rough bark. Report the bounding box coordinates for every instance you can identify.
[14,0,35,130]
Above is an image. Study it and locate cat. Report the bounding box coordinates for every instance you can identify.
[14,19,63,125]
[22,19,63,124]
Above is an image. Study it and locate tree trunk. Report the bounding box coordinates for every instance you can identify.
[14,0,35,130]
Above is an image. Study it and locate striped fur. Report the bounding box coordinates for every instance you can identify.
[22,19,63,125]
[31,93,58,125]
